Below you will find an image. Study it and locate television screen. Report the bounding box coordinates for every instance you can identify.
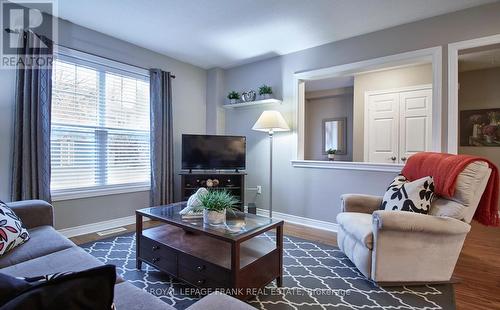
[182,134,246,170]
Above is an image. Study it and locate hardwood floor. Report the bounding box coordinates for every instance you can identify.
[72,220,499,310]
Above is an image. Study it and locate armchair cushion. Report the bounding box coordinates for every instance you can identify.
[380,175,435,214]
[336,213,373,249]
[372,210,471,235]
[429,198,466,220]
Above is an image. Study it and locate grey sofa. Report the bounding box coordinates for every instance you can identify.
[0,200,255,310]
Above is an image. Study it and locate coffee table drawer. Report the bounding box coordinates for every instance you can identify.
[178,253,230,284]
[178,265,228,288]
[140,236,177,275]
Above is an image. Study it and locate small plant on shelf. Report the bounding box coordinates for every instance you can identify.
[258,84,273,99]
[327,148,337,161]
[227,91,241,104]
[199,190,238,225]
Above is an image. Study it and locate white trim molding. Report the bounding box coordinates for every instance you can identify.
[291,160,403,172]
[52,184,150,201]
[293,46,443,165]
[256,208,338,233]
[447,34,500,154]
[58,215,149,238]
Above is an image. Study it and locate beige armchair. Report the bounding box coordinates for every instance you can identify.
[336,161,492,283]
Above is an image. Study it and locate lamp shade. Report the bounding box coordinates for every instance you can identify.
[252,110,290,133]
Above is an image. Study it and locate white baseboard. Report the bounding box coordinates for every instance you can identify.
[256,208,338,233]
[59,210,336,238]
[58,215,149,238]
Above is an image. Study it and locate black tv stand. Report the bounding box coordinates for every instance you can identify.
[179,171,250,213]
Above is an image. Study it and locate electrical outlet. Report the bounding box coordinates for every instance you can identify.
[256,185,262,194]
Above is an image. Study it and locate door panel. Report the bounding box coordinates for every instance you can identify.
[366,93,399,163]
[399,89,432,163]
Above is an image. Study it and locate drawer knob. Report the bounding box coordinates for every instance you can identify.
[196,265,205,272]
[196,279,205,285]
[152,245,160,251]
[152,257,160,263]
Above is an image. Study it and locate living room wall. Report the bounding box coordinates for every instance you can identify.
[213,2,500,224]
[0,16,207,229]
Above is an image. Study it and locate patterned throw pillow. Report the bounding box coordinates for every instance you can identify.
[0,202,30,256]
[380,175,435,214]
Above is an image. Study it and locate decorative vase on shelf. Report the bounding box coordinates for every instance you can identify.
[229,99,237,104]
[261,93,271,100]
[327,154,335,161]
[203,209,226,226]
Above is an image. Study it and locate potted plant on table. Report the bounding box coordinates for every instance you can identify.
[258,84,273,99]
[227,91,240,104]
[199,190,238,226]
[327,148,337,161]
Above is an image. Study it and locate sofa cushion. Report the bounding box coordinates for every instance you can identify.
[0,226,75,268]
[380,175,435,214]
[336,213,373,249]
[186,292,256,310]
[1,265,116,310]
[0,202,30,257]
[0,247,104,279]
[114,282,175,310]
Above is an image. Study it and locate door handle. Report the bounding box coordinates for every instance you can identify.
[390,156,397,161]
[401,157,407,162]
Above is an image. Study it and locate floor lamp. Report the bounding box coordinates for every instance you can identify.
[252,110,290,218]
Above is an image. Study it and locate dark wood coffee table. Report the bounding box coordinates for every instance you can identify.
[135,202,284,299]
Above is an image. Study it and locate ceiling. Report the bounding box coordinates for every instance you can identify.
[48,0,495,69]
[459,45,500,72]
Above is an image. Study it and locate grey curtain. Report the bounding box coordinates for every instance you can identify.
[11,32,53,202]
[149,69,174,206]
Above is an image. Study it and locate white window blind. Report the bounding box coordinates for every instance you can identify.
[50,48,150,195]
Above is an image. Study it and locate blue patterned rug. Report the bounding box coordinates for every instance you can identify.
[81,232,455,309]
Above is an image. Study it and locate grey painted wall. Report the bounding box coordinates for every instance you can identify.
[217,2,500,223]
[0,16,207,229]
[458,67,500,172]
[352,64,433,161]
[305,89,353,161]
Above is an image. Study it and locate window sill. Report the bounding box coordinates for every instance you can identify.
[51,184,150,201]
[290,160,403,172]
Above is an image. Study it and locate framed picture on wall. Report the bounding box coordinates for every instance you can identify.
[460,108,500,146]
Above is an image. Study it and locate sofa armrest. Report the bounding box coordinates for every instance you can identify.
[5,200,54,229]
[340,194,382,214]
[372,210,471,235]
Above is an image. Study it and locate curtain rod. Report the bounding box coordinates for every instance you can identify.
[4,28,176,79]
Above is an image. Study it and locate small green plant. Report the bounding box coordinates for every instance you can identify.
[227,91,240,100]
[199,190,239,213]
[258,84,273,96]
[327,148,337,155]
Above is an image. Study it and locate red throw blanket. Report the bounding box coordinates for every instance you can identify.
[401,152,499,226]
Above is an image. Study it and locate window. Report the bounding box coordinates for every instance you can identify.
[50,48,150,197]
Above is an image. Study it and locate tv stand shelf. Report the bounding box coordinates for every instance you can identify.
[180,171,250,213]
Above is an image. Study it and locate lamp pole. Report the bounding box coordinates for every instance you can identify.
[268,130,274,218]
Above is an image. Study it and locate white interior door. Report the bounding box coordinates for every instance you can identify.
[399,88,432,164]
[366,93,399,163]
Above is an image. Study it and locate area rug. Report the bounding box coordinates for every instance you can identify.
[81,232,455,310]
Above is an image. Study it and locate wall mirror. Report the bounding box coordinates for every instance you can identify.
[295,47,442,166]
[323,118,347,155]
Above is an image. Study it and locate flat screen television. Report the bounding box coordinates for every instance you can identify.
[182,134,246,170]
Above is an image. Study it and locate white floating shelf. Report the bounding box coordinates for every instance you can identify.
[222,98,282,109]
